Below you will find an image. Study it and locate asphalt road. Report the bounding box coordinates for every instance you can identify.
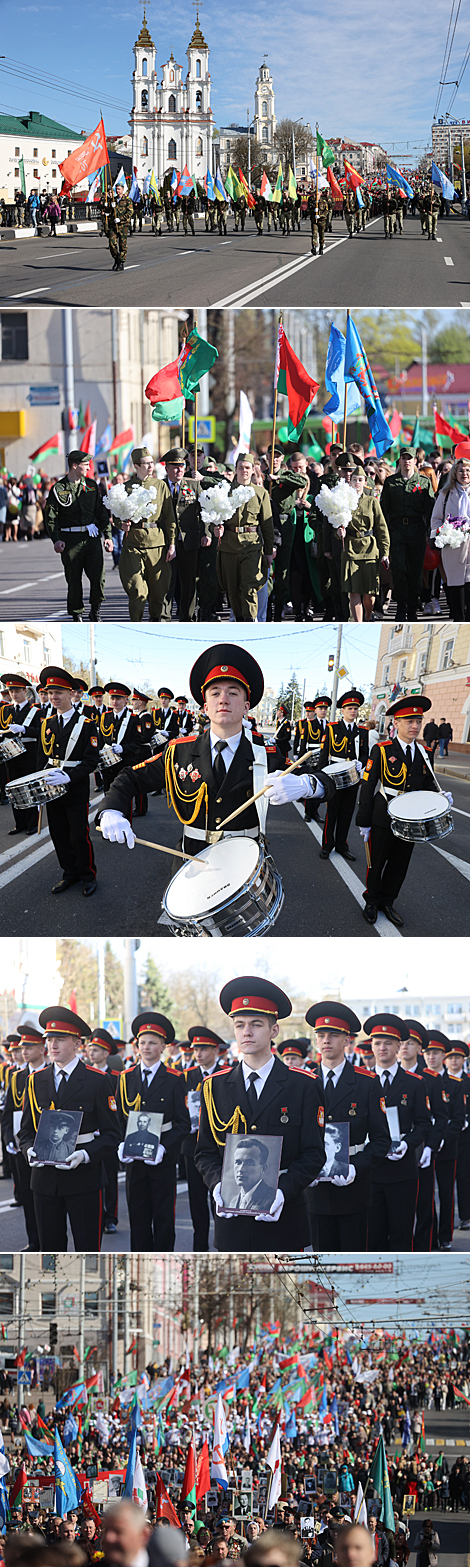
[1,211,469,307]
[1,773,469,937]
[0,537,455,621]
[0,1170,205,1251]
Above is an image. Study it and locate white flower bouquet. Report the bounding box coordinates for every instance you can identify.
[434,515,470,550]
[199,481,255,528]
[315,479,360,529]
[103,483,159,524]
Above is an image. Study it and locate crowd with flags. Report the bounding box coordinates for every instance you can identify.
[0,1323,469,1548]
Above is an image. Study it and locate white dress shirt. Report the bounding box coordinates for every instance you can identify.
[321,1060,347,1090]
[209,728,243,770]
[375,1061,399,1086]
[241,1055,275,1096]
[53,1055,81,1091]
[140,1059,162,1088]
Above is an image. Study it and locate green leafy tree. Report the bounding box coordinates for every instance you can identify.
[273,118,311,175]
[138,956,176,1022]
[283,673,303,721]
[57,939,99,1026]
[428,326,470,363]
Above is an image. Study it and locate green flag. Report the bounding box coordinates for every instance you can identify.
[273,160,283,204]
[316,130,335,168]
[411,417,435,453]
[19,156,26,196]
[368,1435,395,1530]
[225,164,241,199]
[178,327,218,398]
[288,166,297,199]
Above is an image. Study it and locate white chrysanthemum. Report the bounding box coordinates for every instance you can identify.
[435,517,470,550]
[199,481,255,527]
[103,483,159,523]
[316,479,360,529]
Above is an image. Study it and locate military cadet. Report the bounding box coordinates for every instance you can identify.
[217,197,228,235]
[152,687,179,740]
[216,452,274,621]
[117,1011,190,1250]
[44,451,113,622]
[2,1022,47,1250]
[150,190,163,234]
[99,681,150,797]
[99,642,329,866]
[174,696,194,736]
[398,1019,454,1253]
[163,188,174,231]
[108,180,134,271]
[357,694,452,928]
[383,189,397,238]
[364,1013,433,1250]
[233,194,247,231]
[127,689,158,810]
[268,448,309,621]
[380,449,435,620]
[253,193,265,236]
[318,689,369,861]
[86,1028,123,1235]
[35,665,100,896]
[131,688,155,728]
[85,686,106,722]
[274,704,291,760]
[19,1005,120,1251]
[395,189,406,234]
[304,1001,391,1250]
[344,188,356,236]
[280,191,293,235]
[276,1039,311,1068]
[182,1025,227,1250]
[118,446,176,621]
[360,185,371,230]
[194,976,325,1250]
[422,1030,467,1251]
[161,447,212,622]
[294,696,330,758]
[444,1040,470,1234]
[423,186,438,239]
[0,671,41,836]
[181,190,196,236]
[307,189,328,255]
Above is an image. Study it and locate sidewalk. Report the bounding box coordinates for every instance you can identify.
[435,756,470,782]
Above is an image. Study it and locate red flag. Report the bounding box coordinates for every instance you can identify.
[196,1440,211,1500]
[327,166,343,201]
[179,1439,196,1511]
[344,159,364,190]
[69,990,78,1014]
[10,1463,27,1509]
[275,322,319,440]
[15,1348,26,1368]
[156,1472,181,1527]
[81,1483,102,1528]
[238,168,256,209]
[59,118,109,191]
[145,359,182,407]
[434,407,467,444]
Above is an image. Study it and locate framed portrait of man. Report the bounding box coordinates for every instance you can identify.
[123,1110,163,1162]
[319,1122,349,1181]
[220,1132,283,1214]
[33,1109,82,1165]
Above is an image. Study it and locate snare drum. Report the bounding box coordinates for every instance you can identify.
[99,744,119,770]
[388,791,454,843]
[5,770,69,810]
[162,835,284,937]
[321,759,360,790]
[305,744,321,764]
[0,735,26,762]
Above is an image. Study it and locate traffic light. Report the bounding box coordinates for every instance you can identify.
[328,654,335,672]
[49,1322,58,1349]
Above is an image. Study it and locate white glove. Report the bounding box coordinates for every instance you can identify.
[6,1141,19,1155]
[8,724,25,735]
[27,1148,45,1168]
[212,1181,235,1218]
[118,1140,134,1163]
[330,1164,356,1187]
[419,1147,432,1169]
[154,1144,165,1165]
[112,743,123,756]
[45,767,69,786]
[387,1139,408,1161]
[443,791,453,806]
[266,770,311,805]
[100,810,135,848]
[86,523,99,538]
[359,826,371,842]
[255,1188,285,1223]
[63,1150,88,1169]
[355,762,364,777]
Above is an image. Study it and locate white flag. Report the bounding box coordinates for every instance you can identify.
[243,1407,251,1454]
[0,1430,10,1479]
[353,1481,368,1527]
[132,1451,148,1511]
[266,1422,282,1510]
[231,390,254,463]
[211,1393,228,1490]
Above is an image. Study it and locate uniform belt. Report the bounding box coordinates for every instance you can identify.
[76,1131,99,1144]
[183,824,259,845]
[224,522,255,533]
[161,1120,172,1132]
[349,1140,368,1156]
[59,526,89,534]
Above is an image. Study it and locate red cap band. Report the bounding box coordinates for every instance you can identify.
[392,704,424,717]
[43,674,74,690]
[19,1031,42,1045]
[282,1045,304,1057]
[202,665,250,695]
[137,1023,166,1039]
[192,1034,217,1047]
[230,995,278,1017]
[314,1015,352,1034]
[427,1037,446,1050]
[89,1035,112,1052]
[45,1019,82,1036]
[407,1028,422,1043]
[368,1024,402,1040]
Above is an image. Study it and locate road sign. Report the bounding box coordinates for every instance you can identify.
[232,1490,252,1520]
[187,415,216,442]
[27,385,60,405]
[103,1019,122,1036]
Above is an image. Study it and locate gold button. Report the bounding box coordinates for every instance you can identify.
[251,1124,257,1130]
[327,1115,332,1121]
[216,797,222,804]
[216,817,221,823]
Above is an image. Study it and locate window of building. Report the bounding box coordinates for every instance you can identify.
[398,659,407,681]
[196,90,202,109]
[383,662,391,684]
[141,90,148,109]
[33,147,38,156]
[52,168,56,178]
[22,639,33,663]
[0,1256,13,1271]
[196,136,203,156]
[142,57,147,76]
[15,146,20,156]
[168,139,176,159]
[0,1293,13,1316]
[41,1293,56,1315]
[417,652,427,679]
[86,1256,98,1272]
[42,1255,56,1272]
[14,167,19,178]
[142,136,148,156]
[169,93,176,112]
[262,126,268,141]
[0,633,5,658]
[52,148,56,158]
[196,59,201,77]
[262,102,267,117]
[34,168,39,178]
[1,312,28,361]
[85,1292,99,1316]
[441,638,454,670]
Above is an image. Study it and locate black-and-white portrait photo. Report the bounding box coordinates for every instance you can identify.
[123,1110,163,1163]
[220,1133,282,1214]
[33,1110,82,1165]
[321,1122,350,1180]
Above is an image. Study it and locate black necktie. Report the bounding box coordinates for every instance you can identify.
[142,1069,150,1092]
[246,1071,259,1115]
[56,1069,67,1102]
[383,1072,390,1091]
[324,1069,335,1110]
[405,745,412,771]
[213,739,228,788]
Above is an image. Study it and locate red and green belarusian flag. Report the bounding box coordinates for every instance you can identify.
[180,1435,196,1514]
[420,1413,426,1453]
[146,327,218,424]
[10,1463,27,1509]
[145,360,185,424]
[434,407,468,446]
[196,1440,211,1500]
[238,168,256,209]
[29,432,64,465]
[108,427,134,468]
[156,1472,181,1527]
[273,161,283,205]
[274,321,319,442]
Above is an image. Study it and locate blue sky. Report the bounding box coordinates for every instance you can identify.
[60,623,381,699]
[1,0,469,159]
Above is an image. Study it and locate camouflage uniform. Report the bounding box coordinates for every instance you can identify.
[360,186,371,230]
[423,190,438,239]
[307,190,328,254]
[182,193,196,236]
[344,190,356,236]
[217,199,228,235]
[151,194,162,235]
[253,194,265,235]
[233,195,247,231]
[108,193,134,269]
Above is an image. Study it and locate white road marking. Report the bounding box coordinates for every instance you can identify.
[0,824,51,869]
[0,572,63,595]
[293,802,402,938]
[123,264,140,271]
[0,796,104,889]
[444,256,454,265]
[38,250,82,260]
[7,286,50,298]
[436,236,443,242]
[460,302,470,307]
[213,218,382,307]
[430,842,470,879]
[451,806,470,818]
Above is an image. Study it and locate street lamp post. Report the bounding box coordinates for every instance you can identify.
[291,116,303,182]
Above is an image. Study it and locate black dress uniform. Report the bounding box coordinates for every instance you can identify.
[364,1016,432,1251]
[175,701,195,737]
[182,1026,227,1251]
[87,1029,122,1233]
[447,1044,470,1231]
[43,467,112,620]
[118,1012,190,1251]
[19,1013,120,1252]
[100,684,150,797]
[318,693,368,857]
[424,1035,467,1250]
[163,461,210,623]
[306,1054,391,1251]
[273,711,292,761]
[194,976,325,1251]
[295,702,330,822]
[357,698,440,921]
[2,1057,41,1249]
[0,679,41,834]
[152,689,179,740]
[398,1020,450,1253]
[36,667,99,893]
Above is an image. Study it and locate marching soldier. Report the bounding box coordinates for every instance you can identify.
[35,665,100,897]
[117,1011,190,1250]
[294,696,330,758]
[423,186,438,239]
[85,686,106,722]
[360,185,371,230]
[19,1005,120,1251]
[318,689,369,861]
[307,189,329,255]
[99,681,150,795]
[274,704,291,760]
[2,1022,47,1250]
[384,189,397,238]
[161,446,212,622]
[118,446,176,621]
[174,696,194,736]
[444,1040,470,1234]
[363,1013,433,1250]
[182,1025,227,1250]
[253,193,265,236]
[86,1027,122,1234]
[44,451,113,623]
[181,192,196,236]
[150,192,163,235]
[344,188,356,237]
[380,447,434,619]
[304,1001,391,1250]
[398,1019,456,1252]
[356,694,452,928]
[217,198,228,236]
[152,687,179,740]
[233,194,247,231]
[194,976,325,1250]
[131,688,156,736]
[422,1030,467,1250]
[276,1039,312,1069]
[108,179,134,271]
[0,671,41,836]
[216,452,274,621]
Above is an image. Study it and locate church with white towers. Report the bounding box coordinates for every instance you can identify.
[130,6,214,185]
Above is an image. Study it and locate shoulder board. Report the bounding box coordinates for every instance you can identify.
[354,1065,374,1077]
[124,1064,137,1074]
[424,1067,439,1078]
[133,757,157,771]
[358,726,368,733]
[291,1065,307,1075]
[85,1064,102,1075]
[84,716,93,724]
[423,744,432,754]
[165,1065,181,1076]
[169,736,193,748]
[213,1065,232,1077]
[379,739,392,747]
[109,1069,120,1078]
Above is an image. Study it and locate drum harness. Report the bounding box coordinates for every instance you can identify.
[378,743,443,803]
[180,729,269,854]
[40,711,87,771]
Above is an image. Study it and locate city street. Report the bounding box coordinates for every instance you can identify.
[1,770,469,937]
[1,211,469,308]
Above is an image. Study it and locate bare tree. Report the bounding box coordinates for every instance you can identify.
[273,118,311,174]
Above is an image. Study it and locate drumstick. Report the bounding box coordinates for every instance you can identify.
[96,825,192,861]
[218,753,307,830]
[37,805,43,835]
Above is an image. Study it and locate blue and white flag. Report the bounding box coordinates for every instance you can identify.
[143,171,151,195]
[431,161,455,200]
[344,315,392,457]
[386,163,413,198]
[211,1393,228,1490]
[54,1428,82,1517]
[96,424,112,455]
[129,175,141,201]
[87,171,101,203]
[323,324,361,423]
[113,166,127,193]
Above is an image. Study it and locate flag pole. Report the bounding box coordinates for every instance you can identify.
[343,310,349,451]
[180,322,187,450]
[194,311,198,477]
[270,313,282,485]
[315,121,319,205]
